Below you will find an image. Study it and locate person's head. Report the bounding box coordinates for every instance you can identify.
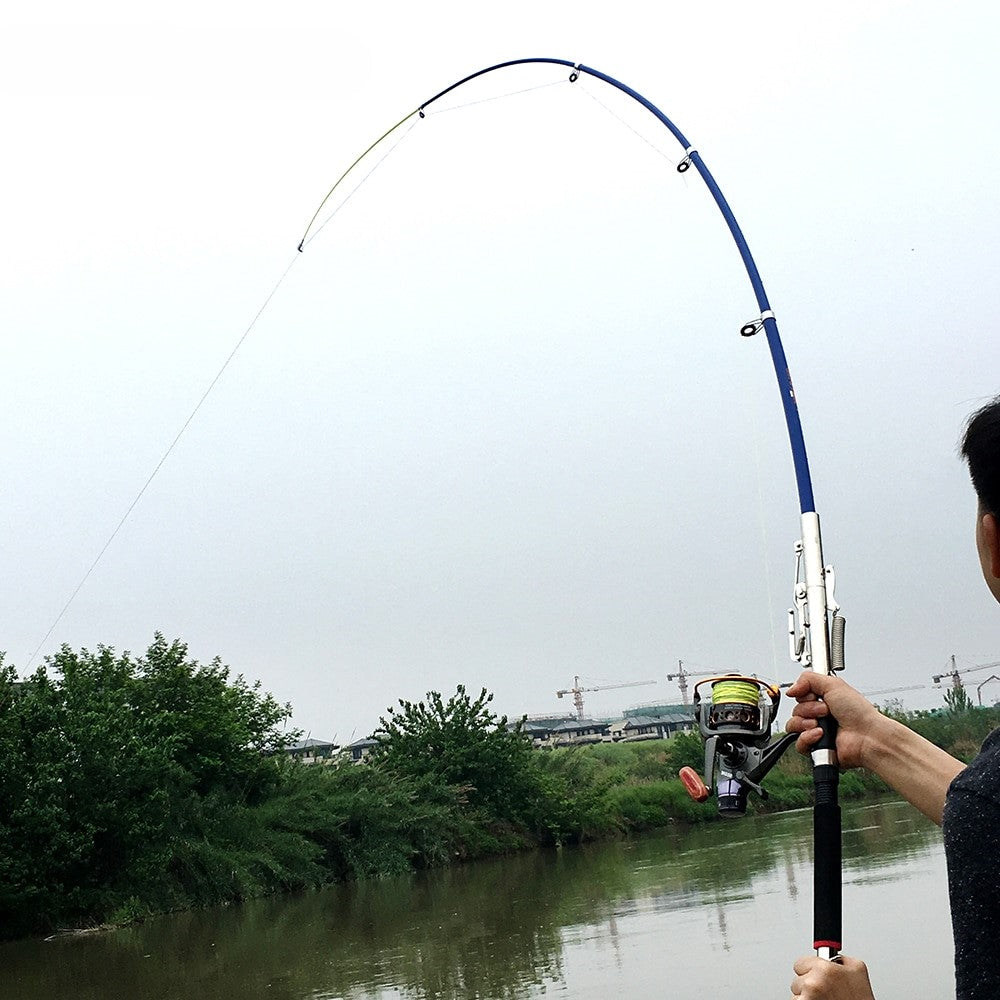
[961,395,1000,603]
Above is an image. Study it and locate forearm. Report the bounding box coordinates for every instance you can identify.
[860,715,965,825]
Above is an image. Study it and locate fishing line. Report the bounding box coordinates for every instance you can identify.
[574,81,679,169]
[302,77,570,251]
[422,77,569,116]
[28,80,442,665]
[743,365,782,680]
[754,422,782,681]
[27,69,588,667]
[25,251,302,669]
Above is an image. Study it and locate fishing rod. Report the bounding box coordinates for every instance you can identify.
[300,57,846,962]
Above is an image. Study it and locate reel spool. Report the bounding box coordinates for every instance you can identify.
[708,677,765,731]
[679,674,796,817]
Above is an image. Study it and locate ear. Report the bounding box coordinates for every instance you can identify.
[983,512,1000,580]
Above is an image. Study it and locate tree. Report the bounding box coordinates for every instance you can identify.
[371,686,540,825]
[663,730,706,775]
[944,684,973,715]
[0,635,300,935]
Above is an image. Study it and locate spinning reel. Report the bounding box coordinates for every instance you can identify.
[679,675,797,816]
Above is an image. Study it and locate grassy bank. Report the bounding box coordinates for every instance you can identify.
[3,639,995,940]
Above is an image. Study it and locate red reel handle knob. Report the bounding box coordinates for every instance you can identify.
[679,766,710,802]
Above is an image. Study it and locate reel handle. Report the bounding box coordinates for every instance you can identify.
[679,766,710,802]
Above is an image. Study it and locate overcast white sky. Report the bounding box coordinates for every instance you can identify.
[3,1,998,741]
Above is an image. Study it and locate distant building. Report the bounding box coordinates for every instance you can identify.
[511,716,612,747]
[623,702,692,720]
[284,737,340,764]
[515,708,695,749]
[344,737,379,763]
[607,713,694,741]
[548,718,611,746]
[511,715,575,748]
[518,720,559,747]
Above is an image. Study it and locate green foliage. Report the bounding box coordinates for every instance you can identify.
[890,703,1000,762]
[528,738,717,838]
[608,779,716,827]
[662,731,705,774]
[0,636,298,936]
[751,769,813,811]
[943,684,974,715]
[530,748,624,843]
[371,686,543,830]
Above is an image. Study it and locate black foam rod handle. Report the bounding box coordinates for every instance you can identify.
[813,763,842,951]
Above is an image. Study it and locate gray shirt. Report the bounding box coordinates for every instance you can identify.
[943,727,1000,999]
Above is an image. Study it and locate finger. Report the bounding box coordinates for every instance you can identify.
[785,715,819,734]
[793,956,819,975]
[838,955,868,975]
[795,728,824,754]
[790,701,830,720]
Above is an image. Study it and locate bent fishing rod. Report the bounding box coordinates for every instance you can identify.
[299,57,846,961]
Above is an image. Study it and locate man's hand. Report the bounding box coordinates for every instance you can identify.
[790,955,875,999]
[784,672,882,770]
[786,667,964,824]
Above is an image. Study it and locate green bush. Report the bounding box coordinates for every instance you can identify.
[755,770,812,810]
[662,731,705,774]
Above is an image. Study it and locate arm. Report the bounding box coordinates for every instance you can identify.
[785,672,965,825]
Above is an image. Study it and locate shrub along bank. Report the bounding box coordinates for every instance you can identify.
[2,639,995,939]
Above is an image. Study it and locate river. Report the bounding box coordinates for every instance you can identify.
[0,799,954,999]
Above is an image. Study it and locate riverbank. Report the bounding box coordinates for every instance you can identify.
[3,639,996,941]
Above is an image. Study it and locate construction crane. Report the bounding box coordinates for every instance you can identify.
[932,656,1000,691]
[666,660,734,706]
[976,675,1000,706]
[859,685,926,713]
[556,676,655,720]
[861,685,926,697]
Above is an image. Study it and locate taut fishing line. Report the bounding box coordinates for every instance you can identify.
[29,73,556,664]
[27,70,584,666]
[575,81,680,169]
[747,380,783,680]
[419,76,568,117]
[26,252,301,669]
[28,79,435,668]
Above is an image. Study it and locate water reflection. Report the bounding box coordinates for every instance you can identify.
[0,800,949,1000]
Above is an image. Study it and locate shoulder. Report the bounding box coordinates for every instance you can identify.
[944,731,1000,1000]
[949,727,1000,798]
[944,728,1000,844]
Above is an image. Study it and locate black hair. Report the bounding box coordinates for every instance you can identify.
[961,395,1000,517]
